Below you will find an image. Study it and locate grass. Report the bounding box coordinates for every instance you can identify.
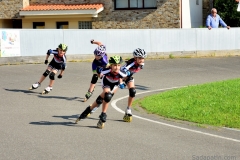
[169,54,174,59]
[133,78,240,128]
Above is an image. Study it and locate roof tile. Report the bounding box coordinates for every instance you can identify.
[21,4,103,11]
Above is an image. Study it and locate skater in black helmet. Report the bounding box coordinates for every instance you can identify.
[75,55,128,129]
[29,43,68,94]
[119,48,147,122]
[83,39,108,102]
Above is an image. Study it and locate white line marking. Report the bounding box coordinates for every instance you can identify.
[111,87,240,143]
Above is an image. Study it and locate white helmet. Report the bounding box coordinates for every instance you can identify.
[133,48,147,58]
[94,45,106,57]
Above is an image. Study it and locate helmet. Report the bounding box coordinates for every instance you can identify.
[58,43,68,51]
[109,55,123,64]
[133,48,147,58]
[94,45,106,57]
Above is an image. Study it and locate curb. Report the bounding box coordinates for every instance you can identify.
[1,50,240,66]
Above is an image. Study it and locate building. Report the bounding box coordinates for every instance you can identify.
[0,0,212,29]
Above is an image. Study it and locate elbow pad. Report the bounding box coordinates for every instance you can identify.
[47,49,52,55]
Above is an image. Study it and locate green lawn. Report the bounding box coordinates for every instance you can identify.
[133,78,240,128]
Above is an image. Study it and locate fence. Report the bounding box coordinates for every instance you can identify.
[0,28,240,64]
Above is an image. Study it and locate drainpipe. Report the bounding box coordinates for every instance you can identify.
[210,0,213,9]
[180,0,182,28]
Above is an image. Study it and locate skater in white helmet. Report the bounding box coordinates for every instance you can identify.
[29,43,68,94]
[119,48,147,122]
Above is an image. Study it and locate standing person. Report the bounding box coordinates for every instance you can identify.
[206,8,230,30]
[119,48,147,122]
[29,43,68,94]
[83,39,108,102]
[75,55,128,129]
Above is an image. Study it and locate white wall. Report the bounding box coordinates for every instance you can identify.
[1,28,240,57]
[182,0,203,28]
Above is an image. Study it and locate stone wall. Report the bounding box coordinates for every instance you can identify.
[0,0,213,28]
[29,0,180,29]
[0,0,24,18]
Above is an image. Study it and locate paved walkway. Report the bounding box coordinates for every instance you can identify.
[0,57,240,160]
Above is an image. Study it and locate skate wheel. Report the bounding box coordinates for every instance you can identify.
[42,90,49,95]
[86,113,91,117]
[75,118,80,124]
[97,120,104,129]
[123,115,132,122]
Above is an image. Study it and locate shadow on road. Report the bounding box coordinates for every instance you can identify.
[37,95,83,102]
[29,121,76,126]
[3,88,84,101]
[29,114,125,128]
[135,84,150,90]
[4,88,40,94]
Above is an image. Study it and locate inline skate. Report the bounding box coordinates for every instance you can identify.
[29,82,40,90]
[41,86,52,95]
[75,106,92,124]
[83,90,94,102]
[97,112,107,129]
[123,107,132,122]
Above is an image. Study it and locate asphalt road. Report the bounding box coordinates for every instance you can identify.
[0,57,240,160]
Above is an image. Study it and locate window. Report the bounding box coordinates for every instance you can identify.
[79,21,92,29]
[115,0,156,9]
[33,22,45,29]
[13,19,22,28]
[196,0,199,5]
[56,22,68,29]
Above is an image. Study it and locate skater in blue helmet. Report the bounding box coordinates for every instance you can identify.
[83,39,108,102]
[29,43,68,94]
[119,48,147,122]
[75,55,128,129]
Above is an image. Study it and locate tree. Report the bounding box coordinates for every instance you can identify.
[214,0,240,27]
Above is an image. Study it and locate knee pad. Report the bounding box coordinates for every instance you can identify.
[129,88,136,97]
[96,96,103,105]
[104,92,113,103]
[43,70,50,77]
[49,72,55,80]
[91,74,98,84]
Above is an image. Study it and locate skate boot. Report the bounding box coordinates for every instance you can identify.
[123,107,132,122]
[29,82,40,90]
[87,104,100,117]
[84,90,94,102]
[75,106,92,124]
[42,86,52,95]
[97,112,107,129]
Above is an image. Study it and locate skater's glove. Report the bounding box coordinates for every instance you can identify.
[58,75,62,79]
[122,67,131,76]
[119,83,126,89]
[90,39,94,44]
[44,60,48,65]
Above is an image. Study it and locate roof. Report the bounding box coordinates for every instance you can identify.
[21,4,103,11]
